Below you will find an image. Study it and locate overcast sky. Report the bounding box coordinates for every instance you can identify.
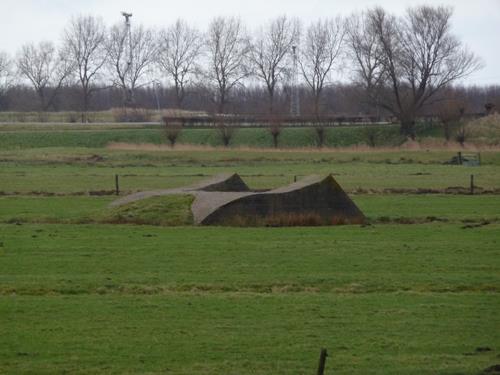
[1,0,499,85]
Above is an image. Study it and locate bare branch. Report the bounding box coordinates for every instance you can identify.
[63,15,107,120]
[299,17,345,117]
[250,15,301,113]
[346,5,483,138]
[206,17,251,113]
[157,19,203,108]
[16,41,72,111]
[107,22,157,106]
[0,52,14,97]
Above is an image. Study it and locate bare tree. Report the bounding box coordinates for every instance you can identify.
[299,18,345,118]
[347,6,482,138]
[157,19,203,109]
[107,22,157,107]
[63,15,108,122]
[0,52,13,110]
[206,17,251,114]
[16,41,72,111]
[250,16,300,114]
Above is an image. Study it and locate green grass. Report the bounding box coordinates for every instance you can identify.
[1,115,498,149]
[2,293,498,375]
[1,142,499,374]
[354,194,500,222]
[0,196,113,224]
[0,124,408,149]
[102,195,194,226]
[1,147,500,195]
[0,223,499,374]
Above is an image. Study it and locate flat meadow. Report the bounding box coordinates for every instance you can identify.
[0,123,499,374]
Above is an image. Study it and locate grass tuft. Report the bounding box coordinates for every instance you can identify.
[101,194,194,226]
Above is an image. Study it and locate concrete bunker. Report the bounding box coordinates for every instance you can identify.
[111,173,365,226]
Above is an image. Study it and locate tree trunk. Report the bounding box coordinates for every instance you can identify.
[123,88,135,108]
[314,94,320,119]
[268,89,274,114]
[175,81,184,109]
[82,88,89,123]
[218,91,225,114]
[400,114,416,140]
[176,91,184,109]
[272,133,279,148]
[39,91,46,112]
[315,125,325,148]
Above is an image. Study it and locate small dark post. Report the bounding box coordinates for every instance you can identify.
[115,174,120,196]
[458,152,463,165]
[317,348,328,375]
[470,174,474,195]
[294,175,297,183]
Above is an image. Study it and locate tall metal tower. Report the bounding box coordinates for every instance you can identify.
[121,12,133,106]
[121,12,133,69]
[290,45,300,117]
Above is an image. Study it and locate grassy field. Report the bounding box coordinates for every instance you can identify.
[0,125,499,374]
[1,224,499,374]
[0,123,407,149]
[2,147,500,195]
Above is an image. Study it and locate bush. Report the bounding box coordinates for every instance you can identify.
[66,112,79,123]
[455,126,468,146]
[163,117,184,147]
[111,107,153,123]
[465,114,500,145]
[364,126,378,147]
[267,115,283,148]
[313,125,326,148]
[215,116,237,147]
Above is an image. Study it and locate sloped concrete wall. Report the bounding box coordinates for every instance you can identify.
[195,173,250,192]
[111,173,365,226]
[201,175,365,225]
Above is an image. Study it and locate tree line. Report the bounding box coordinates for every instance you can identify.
[0,5,494,137]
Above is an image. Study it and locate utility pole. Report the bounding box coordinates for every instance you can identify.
[290,45,300,117]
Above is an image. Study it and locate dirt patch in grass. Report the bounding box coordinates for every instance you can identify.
[3,281,498,297]
[482,364,500,374]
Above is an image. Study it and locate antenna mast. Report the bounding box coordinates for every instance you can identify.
[290,45,300,117]
[121,12,133,69]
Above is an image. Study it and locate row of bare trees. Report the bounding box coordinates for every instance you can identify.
[0,5,483,136]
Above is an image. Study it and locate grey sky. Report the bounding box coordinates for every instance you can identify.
[1,0,499,85]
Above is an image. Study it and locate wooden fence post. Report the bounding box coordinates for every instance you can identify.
[317,348,328,375]
[115,174,120,196]
[470,174,474,195]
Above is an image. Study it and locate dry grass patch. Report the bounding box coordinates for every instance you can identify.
[107,141,500,153]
